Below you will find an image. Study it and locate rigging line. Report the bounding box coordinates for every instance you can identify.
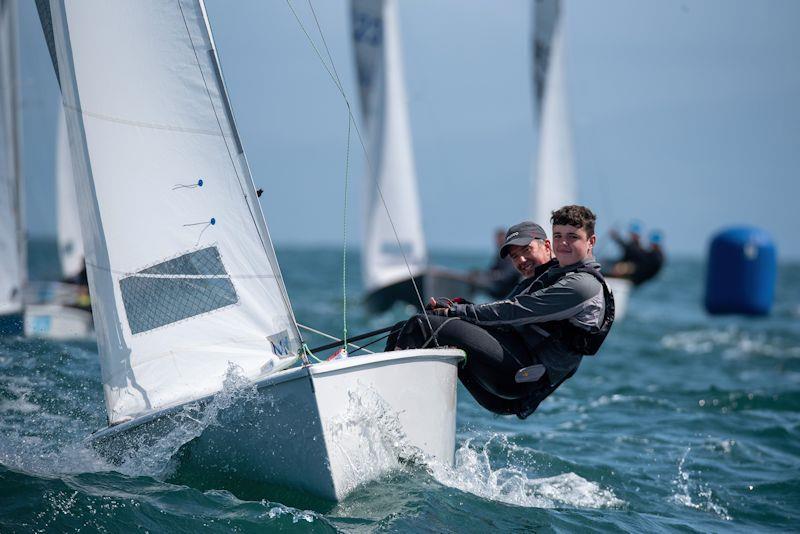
[285,0,342,94]
[342,113,352,349]
[353,332,391,352]
[307,0,344,93]
[285,0,434,337]
[179,0,303,347]
[298,323,374,354]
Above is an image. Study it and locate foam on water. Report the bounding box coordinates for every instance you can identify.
[112,363,262,479]
[0,388,39,414]
[313,380,624,512]
[428,433,624,510]
[324,383,417,496]
[670,447,731,521]
[0,360,265,483]
[4,253,800,530]
[262,502,317,523]
[661,327,800,359]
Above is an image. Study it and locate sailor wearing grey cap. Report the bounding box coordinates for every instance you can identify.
[498,221,552,279]
[386,205,615,420]
[499,221,548,256]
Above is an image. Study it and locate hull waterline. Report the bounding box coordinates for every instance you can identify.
[91,348,464,501]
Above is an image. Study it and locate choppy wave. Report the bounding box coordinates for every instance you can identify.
[112,364,262,479]
[670,448,731,521]
[3,252,800,531]
[429,434,624,510]
[661,327,800,359]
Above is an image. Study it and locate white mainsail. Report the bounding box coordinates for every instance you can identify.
[38,0,300,424]
[0,0,25,317]
[532,0,576,226]
[55,103,84,280]
[352,0,427,293]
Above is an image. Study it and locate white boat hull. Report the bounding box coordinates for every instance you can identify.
[24,304,93,340]
[92,348,464,501]
[607,277,632,320]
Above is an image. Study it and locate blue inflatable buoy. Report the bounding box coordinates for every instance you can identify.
[704,227,777,316]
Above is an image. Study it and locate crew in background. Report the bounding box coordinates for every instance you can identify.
[608,222,665,286]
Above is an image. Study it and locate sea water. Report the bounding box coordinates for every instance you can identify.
[1,241,798,532]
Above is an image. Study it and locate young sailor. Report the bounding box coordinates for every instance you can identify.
[386,205,614,419]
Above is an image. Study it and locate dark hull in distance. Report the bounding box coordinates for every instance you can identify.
[364,268,478,313]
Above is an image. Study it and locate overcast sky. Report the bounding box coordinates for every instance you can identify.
[18,0,800,260]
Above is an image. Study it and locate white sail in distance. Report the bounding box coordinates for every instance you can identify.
[37,0,301,423]
[0,0,25,316]
[352,0,427,293]
[55,103,84,280]
[532,0,576,227]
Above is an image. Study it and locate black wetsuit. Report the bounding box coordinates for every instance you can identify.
[609,236,663,286]
[631,248,664,285]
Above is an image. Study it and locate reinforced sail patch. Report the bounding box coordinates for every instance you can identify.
[120,246,238,335]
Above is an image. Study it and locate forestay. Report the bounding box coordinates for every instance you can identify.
[0,0,25,317]
[37,0,300,424]
[55,104,84,280]
[352,0,427,293]
[531,0,576,226]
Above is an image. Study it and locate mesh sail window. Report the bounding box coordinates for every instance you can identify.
[120,246,238,334]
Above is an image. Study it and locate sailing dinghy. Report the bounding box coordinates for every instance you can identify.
[0,1,92,339]
[531,0,631,318]
[0,0,25,336]
[36,0,463,501]
[352,0,476,313]
[23,105,94,339]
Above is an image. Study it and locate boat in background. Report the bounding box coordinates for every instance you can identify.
[353,0,475,313]
[37,0,463,502]
[55,103,86,286]
[24,104,93,339]
[0,0,25,336]
[531,0,632,318]
[0,1,92,339]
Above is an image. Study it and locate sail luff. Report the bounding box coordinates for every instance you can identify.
[39,0,301,423]
[56,103,84,280]
[196,0,302,344]
[531,0,576,227]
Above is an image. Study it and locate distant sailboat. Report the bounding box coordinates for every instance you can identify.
[0,0,25,336]
[0,0,93,339]
[56,104,85,283]
[531,0,631,318]
[37,0,463,502]
[353,0,475,312]
[22,104,95,339]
